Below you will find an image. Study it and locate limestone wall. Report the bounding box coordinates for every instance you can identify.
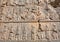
[0,0,60,40]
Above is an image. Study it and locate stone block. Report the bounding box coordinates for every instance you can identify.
[39,22,60,31]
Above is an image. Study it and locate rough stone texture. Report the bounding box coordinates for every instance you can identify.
[0,0,60,21]
[0,0,60,41]
[0,23,38,40]
[0,23,60,40]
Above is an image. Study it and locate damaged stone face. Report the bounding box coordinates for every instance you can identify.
[0,0,60,41]
[0,22,60,40]
[0,0,60,21]
[0,23,38,40]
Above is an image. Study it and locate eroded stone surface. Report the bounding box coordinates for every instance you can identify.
[39,22,60,31]
[0,0,60,41]
[0,23,38,40]
[0,22,60,40]
[0,0,60,21]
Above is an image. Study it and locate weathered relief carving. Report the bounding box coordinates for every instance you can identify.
[0,0,60,41]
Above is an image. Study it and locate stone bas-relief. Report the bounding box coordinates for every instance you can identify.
[0,0,60,21]
[0,23,60,40]
[0,0,60,41]
[36,22,60,40]
[0,23,38,40]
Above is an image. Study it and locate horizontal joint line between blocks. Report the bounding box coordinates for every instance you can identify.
[0,21,60,23]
